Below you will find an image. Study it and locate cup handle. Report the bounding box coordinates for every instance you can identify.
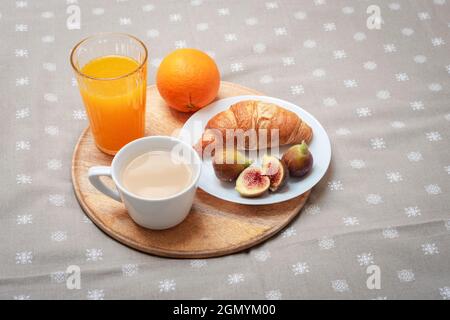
[88,166,122,202]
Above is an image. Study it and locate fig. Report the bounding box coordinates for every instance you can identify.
[281,141,313,178]
[235,167,270,198]
[213,149,252,182]
[261,155,288,192]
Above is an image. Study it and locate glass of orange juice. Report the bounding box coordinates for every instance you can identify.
[70,33,148,155]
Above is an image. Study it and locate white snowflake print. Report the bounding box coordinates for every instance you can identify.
[434,0,446,5]
[397,269,415,282]
[41,11,55,18]
[45,126,59,136]
[366,194,383,205]
[71,77,78,87]
[16,174,32,184]
[428,83,442,92]
[290,85,304,95]
[314,0,326,6]
[350,159,366,169]
[217,8,230,16]
[51,231,67,242]
[92,7,105,15]
[41,35,55,43]
[304,204,320,215]
[323,97,337,107]
[395,73,409,81]
[253,250,271,262]
[230,62,244,73]
[43,62,56,72]
[190,260,207,268]
[401,28,414,36]
[391,121,405,129]
[352,32,366,41]
[445,166,450,175]
[312,68,326,78]
[343,216,359,226]
[404,206,421,218]
[282,57,295,66]
[119,17,131,25]
[431,37,445,47]
[323,23,336,31]
[384,44,397,53]
[16,140,30,150]
[336,128,351,136]
[16,251,33,264]
[364,61,377,70]
[265,2,278,9]
[342,6,354,14]
[196,23,208,31]
[17,214,32,225]
[370,137,386,150]
[439,287,450,300]
[274,27,287,36]
[294,11,307,20]
[422,243,439,255]
[292,262,310,275]
[16,1,28,8]
[445,113,450,121]
[253,43,266,54]
[414,55,427,64]
[356,107,371,117]
[447,65,450,74]
[265,290,282,300]
[376,90,391,100]
[174,40,187,49]
[303,39,317,48]
[169,13,182,22]
[122,264,139,276]
[386,172,403,183]
[333,50,347,59]
[426,132,442,142]
[382,227,399,239]
[15,49,28,58]
[281,226,296,238]
[425,184,442,195]
[87,289,104,300]
[417,12,430,20]
[245,17,258,26]
[160,280,175,293]
[259,75,274,84]
[357,253,374,266]
[13,295,30,300]
[227,273,245,285]
[15,24,28,32]
[410,101,424,110]
[331,280,350,293]
[73,109,87,120]
[16,108,30,119]
[224,33,237,42]
[328,180,343,191]
[50,271,67,283]
[47,159,62,170]
[343,79,358,88]
[16,77,29,86]
[48,194,65,207]
[190,0,202,6]
[86,248,103,262]
[147,29,159,38]
[318,236,335,250]
[44,93,57,102]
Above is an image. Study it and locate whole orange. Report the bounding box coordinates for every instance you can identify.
[156,48,220,112]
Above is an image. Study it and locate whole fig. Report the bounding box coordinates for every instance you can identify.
[281,142,313,178]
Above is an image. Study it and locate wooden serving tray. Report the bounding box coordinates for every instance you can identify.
[72,81,310,258]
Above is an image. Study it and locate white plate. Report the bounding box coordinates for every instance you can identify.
[178,95,331,205]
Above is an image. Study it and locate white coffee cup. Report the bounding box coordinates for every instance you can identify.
[88,136,202,230]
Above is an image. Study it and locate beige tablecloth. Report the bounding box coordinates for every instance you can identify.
[1,0,449,300]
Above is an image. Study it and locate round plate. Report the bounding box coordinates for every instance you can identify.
[179,95,331,205]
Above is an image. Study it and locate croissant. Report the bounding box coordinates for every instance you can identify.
[196,100,312,155]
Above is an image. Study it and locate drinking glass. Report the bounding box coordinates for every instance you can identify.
[70,33,148,155]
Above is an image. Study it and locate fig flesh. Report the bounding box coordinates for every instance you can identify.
[235,167,270,197]
[281,142,313,178]
[261,155,288,192]
[213,149,252,182]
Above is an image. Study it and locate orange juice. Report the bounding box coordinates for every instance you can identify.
[78,55,147,154]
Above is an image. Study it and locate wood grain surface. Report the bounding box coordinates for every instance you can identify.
[71,81,310,258]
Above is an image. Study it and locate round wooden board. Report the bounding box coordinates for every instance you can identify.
[72,81,310,258]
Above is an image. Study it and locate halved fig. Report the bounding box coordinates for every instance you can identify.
[213,149,252,182]
[261,154,288,192]
[235,167,270,198]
